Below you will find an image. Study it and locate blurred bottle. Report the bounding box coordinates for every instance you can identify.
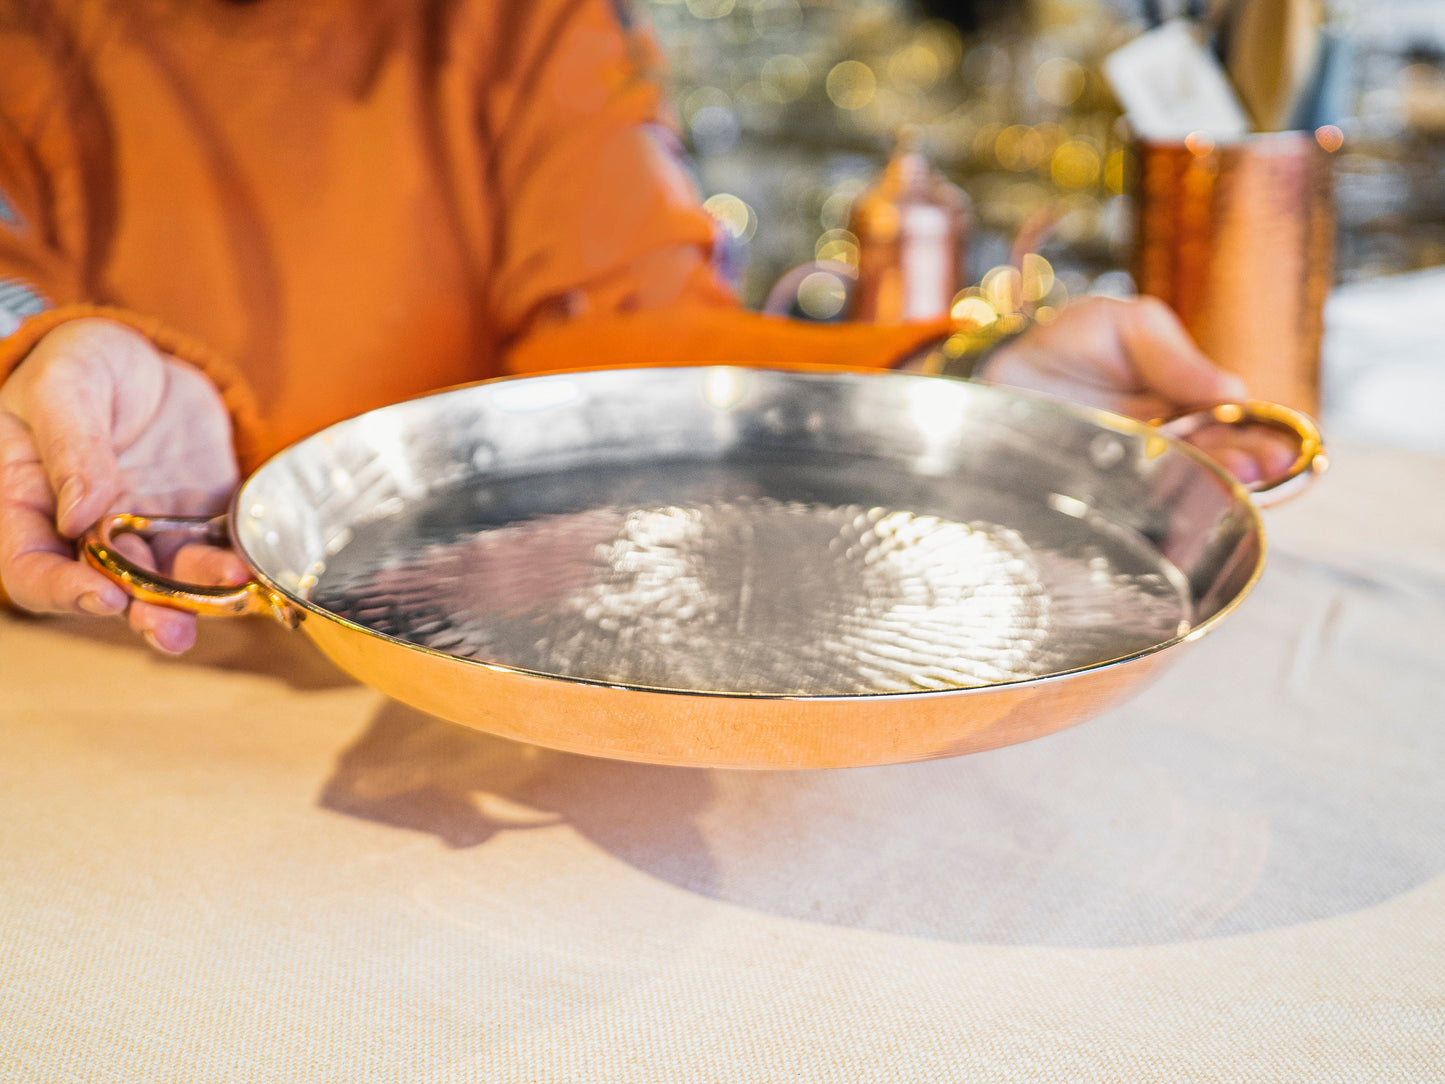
[848,135,971,323]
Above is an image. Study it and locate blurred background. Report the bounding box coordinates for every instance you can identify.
[638,0,1445,449]
[644,0,1444,305]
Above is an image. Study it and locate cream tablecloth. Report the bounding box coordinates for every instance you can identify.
[2,440,1443,1082]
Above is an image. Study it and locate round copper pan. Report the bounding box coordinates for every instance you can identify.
[83,367,1323,769]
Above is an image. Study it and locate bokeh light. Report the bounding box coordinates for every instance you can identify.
[797,270,849,319]
[972,122,1004,166]
[1021,253,1055,302]
[685,0,735,19]
[820,182,864,230]
[1034,58,1086,108]
[1034,122,1068,154]
[760,54,811,104]
[682,86,732,124]
[887,43,942,90]
[814,228,860,267]
[915,20,964,72]
[950,295,997,328]
[981,265,1023,313]
[704,193,758,242]
[1104,149,1127,195]
[1050,140,1101,189]
[826,61,877,111]
[995,125,1047,172]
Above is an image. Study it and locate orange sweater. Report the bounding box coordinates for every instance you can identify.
[0,0,947,471]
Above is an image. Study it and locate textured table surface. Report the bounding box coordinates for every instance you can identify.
[2,440,1443,1083]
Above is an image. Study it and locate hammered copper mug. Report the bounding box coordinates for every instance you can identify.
[1132,130,1338,415]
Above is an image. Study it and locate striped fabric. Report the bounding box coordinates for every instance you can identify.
[0,185,22,228]
[0,278,48,338]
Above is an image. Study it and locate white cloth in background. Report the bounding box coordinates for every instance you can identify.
[1324,267,1445,454]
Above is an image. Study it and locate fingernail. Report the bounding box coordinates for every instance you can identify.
[142,628,183,656]
[59,476,85,517]
[77,590,124,616]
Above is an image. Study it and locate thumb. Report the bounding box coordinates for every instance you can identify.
[6,321,166,537]
[1124,298,1248,407]
[27,371,126,539]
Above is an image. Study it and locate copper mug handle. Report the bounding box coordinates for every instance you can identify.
[81,512,299,627]
[1154,400,1328,508]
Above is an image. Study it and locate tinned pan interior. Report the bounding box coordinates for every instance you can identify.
[233,366,1263,680]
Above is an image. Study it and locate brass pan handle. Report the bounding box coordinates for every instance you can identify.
[81,513,299,627]
[1154,400,1328,508]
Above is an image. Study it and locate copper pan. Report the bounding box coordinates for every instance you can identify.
[81,367,1324,769]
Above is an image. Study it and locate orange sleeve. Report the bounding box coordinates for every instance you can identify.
[486,0,948,377]
[0,12,266,463]
[504,307,954,378]
[0,27,82,322]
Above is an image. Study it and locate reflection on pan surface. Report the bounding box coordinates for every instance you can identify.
[312,456,1190,695]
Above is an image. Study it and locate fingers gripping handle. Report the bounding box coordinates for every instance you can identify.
[1155,400,1328,508]
[81,513,299,627]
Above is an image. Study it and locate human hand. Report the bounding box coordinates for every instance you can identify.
[979,296,1297,484]
[0,318,248,653]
